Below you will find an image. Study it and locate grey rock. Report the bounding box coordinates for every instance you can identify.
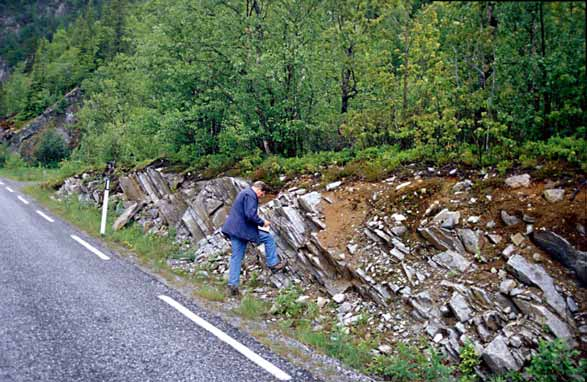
[432,250,471,273]
[325,181,342,191]
[513,298,576,347]
[476,323,492,343]
[566,297,578,314]
[433,209,461,229]
[112,202,143,231]
[449,292,473,322]
[391,224,408,236]
[298,192,322,214]
[339,302,353,314]
[119,175,147,202]
[499,279,516,295]
[501,210,521,226]
[458,229,481,254]
[511,233,525,246]
[482,335,522,373]
[523,214,537,224]
[487,234,502,244]
[502,244,516,259]
[483,311,502,331]
[505,174,531,189]
[531,230,587,286]
[507,255,568,319]
[155,194,188,226]
[543,189,565,203]
[418,227,465,253]
[452,180,473,192]
[333,293,346,304]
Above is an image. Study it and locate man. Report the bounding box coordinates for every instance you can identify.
[222,181,287,296]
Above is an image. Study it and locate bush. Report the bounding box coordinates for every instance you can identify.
[0,144,9,167]
[525,339,587,382]
[33,129,70,167]
[368,343,454,381]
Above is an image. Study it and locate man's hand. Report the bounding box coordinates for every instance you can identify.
[263,220,271,228]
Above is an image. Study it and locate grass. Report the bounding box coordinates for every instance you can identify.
[194,285,226,302]
[0,166,62,182]
[234,295,270,319]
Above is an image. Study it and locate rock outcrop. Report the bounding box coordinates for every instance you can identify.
[54,164,586,377]
[1,87,82,157]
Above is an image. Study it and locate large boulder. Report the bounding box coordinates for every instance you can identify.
[482,336,522,373]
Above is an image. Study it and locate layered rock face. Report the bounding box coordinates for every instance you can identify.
[56,167,586,377]
[0,87,82,156]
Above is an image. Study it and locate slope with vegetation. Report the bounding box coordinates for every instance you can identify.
[0,0,585,176]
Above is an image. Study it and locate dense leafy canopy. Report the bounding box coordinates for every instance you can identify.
[1,0,585,170]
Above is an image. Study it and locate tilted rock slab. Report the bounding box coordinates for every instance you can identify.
[506,254,569,319]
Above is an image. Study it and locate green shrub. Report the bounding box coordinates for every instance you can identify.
[235,295,269,319]
[458,342,480,381]
[369,343,454,381]
[525,339,587,382]
[272,286,306,319]
[33,129,70,167]
[0,144,9,167]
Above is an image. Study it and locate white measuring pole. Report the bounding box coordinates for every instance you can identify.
[100,178,110,236]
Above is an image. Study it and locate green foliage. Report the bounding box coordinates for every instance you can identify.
[0,144,9,167]
[32,129,70,167]
[272,286,306,319]
[194,286,225,302]
[525,339,587,382]
[369,343,455,381]
[235,295,270,319]
[458,342,480,381]
[2,1,585,180]
[296,324,374,371]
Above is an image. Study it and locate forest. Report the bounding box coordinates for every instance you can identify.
[0,0,585,178]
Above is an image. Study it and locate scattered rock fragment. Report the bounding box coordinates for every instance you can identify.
[501,210,521,226]
[325,181,342,191]
[505,174,531,189]
[543,188,565,203]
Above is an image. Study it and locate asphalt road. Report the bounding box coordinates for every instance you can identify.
[0,177,319,382]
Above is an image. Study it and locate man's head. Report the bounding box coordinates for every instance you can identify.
[251,180,269,198]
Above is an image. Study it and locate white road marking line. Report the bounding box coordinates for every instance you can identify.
[36,210,55,223]
[159,295,292,381]
[0,180,4,185]
[5,186,14,193]
[70,235,110,260]
[17,196,29,205]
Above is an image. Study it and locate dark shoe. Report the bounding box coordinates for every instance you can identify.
[269,259,287,274]
[227,285,240,297]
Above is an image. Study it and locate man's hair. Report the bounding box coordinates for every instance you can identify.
[252,180,269,191]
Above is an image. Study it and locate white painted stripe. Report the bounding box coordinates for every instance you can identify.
[70,235,110,260]
[17,196,29,205]
[36,210,55,223]
[0,180,4,185]
[5,186,14,193]
[159,295,292,381]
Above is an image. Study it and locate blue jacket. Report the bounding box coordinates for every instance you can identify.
[222,187,264,242]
